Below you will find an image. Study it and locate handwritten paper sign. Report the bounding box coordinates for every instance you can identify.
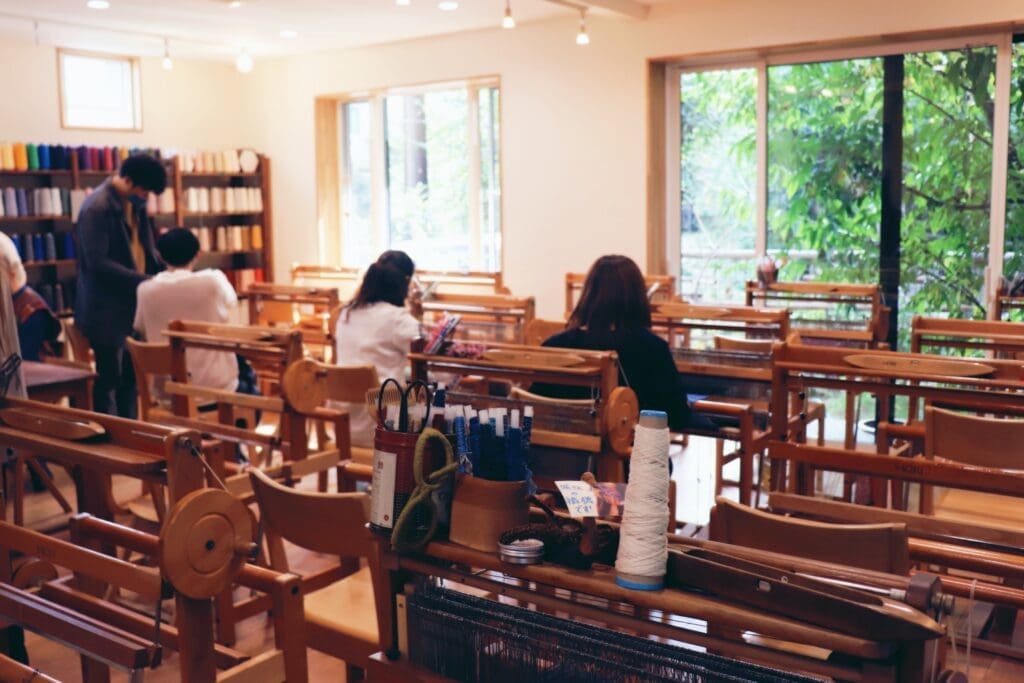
[555,480,598,518]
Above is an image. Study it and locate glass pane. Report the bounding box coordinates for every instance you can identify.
[1003,41,1024,317]
[386,89,470,271]
[479,87,502,272]
[767,58,883,288]
[680,68,756,303]
[902,47,994,327]
[61,53,138,129]
[341,100,373,267]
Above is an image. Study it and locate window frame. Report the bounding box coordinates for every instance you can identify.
[57,48,143,132]
[335,76,503,273]
[665,31,1010,315]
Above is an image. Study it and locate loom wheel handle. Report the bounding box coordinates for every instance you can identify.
[606,387,639,456]
[281,358,328,414]
[159,489,254,599]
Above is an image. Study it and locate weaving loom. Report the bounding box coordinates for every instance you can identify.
[369,536,948,682]
[651,301,790,350]
[565,271,678,317]
[409,342,637,482]
[245,282,340,360]
[413,291,536,344]
[744,280,890,347]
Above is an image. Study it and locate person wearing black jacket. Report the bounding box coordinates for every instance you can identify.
[73,155,166,417]
[536,254,713,433]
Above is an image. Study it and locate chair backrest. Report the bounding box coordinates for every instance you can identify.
[712,336,774,353]
[281,358,380,414]
[524,318,567,347]
[249,469,371,557]
[925,406,1024,470]
[62,320,93,367]
[710,497,910,574]
[125,338,174,420]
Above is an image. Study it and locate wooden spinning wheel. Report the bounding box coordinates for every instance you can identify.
[605,386,639,456]
[158,489,255,600]
[281,357,329,414]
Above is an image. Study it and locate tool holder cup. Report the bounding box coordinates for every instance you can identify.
[449,474,530,552]
[369,426,457,537]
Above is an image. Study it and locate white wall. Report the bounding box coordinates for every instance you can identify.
[245,0,1024,317]
[0,37,255,151]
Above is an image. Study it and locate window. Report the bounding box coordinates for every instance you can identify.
[671,34,1012,348]
[58,49,141,131]
[338,79,501,271]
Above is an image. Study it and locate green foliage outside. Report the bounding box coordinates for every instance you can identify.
[681,46,1013,348]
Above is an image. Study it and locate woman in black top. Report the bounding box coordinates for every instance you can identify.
[538,255,713,432]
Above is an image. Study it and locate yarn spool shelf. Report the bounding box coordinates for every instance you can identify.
[174,154,273,296]
[0,147,274,320]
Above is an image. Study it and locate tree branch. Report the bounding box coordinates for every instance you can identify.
[904,185,989,211]
[904,88,993,149]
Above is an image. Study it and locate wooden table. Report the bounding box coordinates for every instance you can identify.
[22,361,94,410]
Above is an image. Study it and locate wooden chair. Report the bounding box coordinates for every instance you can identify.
[249,468,379,679]
[61,319,93,367]
[524,318,567,347]
[709,496,910,574]
[709,336,824,504]
[279,358,381,490]
[922,406,1024,524]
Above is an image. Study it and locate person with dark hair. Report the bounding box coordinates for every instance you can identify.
[334,257,421,446]
[74,153,167,417]
[375,249,415,280]
[537,254,712,432]
[134,228,239,394]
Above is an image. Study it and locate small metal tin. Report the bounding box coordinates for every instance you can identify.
[498,539,545,565]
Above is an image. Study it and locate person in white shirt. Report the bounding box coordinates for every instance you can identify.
[134,227,239,393]
[0,232,27,295]
[335,256,421,447]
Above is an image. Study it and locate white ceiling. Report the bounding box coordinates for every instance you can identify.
[0,0,652,63]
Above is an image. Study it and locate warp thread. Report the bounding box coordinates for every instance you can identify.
[615,410,670,588]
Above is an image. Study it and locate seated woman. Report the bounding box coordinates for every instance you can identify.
[334,255,421,447]
[536,254,713,432]
[1,232,60,362]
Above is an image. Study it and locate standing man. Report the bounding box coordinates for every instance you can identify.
[74,154,166,417]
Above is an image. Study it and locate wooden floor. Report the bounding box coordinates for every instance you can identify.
[13,437,1024,681]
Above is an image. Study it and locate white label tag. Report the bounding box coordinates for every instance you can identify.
[555,480,598,518]
[370,449,398,528]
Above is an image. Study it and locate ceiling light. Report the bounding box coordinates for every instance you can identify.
[229,0,242,7]
[86,0,110,9]
[236,49,254,74]
[502,0,515,29]
[280,29,298,39]
[576,8,589,46]
[161,37,173,70]
[438,1,458,10]
[396,0,411,5]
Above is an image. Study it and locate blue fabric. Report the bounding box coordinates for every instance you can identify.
[62,232,75,259]
[14,188,26,217]
[37,144,50,169]
[2,188,15,217]
[73,178,161,345]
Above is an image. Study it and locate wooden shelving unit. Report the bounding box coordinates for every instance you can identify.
[0,148,273,318]
[171,153,273,292]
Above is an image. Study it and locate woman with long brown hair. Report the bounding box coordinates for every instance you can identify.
[539,254,711,431]
[334,251,421,446]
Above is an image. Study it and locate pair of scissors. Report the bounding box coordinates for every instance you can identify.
[390,428,458,552]
[377,378,433,433]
